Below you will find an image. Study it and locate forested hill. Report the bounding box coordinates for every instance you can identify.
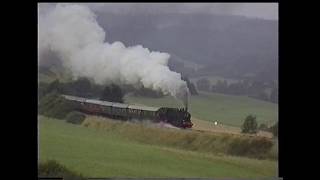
[95,12,278,82]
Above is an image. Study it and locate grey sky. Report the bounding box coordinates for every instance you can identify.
[86,3,278,20]
[39,3,278,20]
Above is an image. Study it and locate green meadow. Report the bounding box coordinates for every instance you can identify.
[39,116,277,178]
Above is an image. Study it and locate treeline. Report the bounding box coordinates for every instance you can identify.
[39,76,198,103]
[196,78,278,103]
[39,77,124,103]
[38,77,126,124]
[131,87,165,98]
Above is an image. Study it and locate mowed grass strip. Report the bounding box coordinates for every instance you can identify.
[39,116,277,178]
[125,91,278,127]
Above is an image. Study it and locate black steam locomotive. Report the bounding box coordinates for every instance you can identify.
[62,95,193,129]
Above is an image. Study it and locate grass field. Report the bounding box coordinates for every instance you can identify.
[39,116,277,178]
[189,75,239,85]
[125,91,278,127]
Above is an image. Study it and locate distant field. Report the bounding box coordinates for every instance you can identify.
[39,116,277,178]
[125,91,278,127]
[190,75,239,85]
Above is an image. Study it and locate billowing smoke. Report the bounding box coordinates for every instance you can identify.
[38,4,188,98]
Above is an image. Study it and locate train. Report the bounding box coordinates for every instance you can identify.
[62,94,193,129]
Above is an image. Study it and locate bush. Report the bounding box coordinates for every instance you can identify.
[38,160,85,180]
[227,137,273,159]
[38,92,76,119]
[241,115,258,134]
[66,111,86,125]
[84,117,275,159]
[38,82,50,100]
[227,138,250,156]
[259,123,269,131]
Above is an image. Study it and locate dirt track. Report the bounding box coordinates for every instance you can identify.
[191,117,273,138]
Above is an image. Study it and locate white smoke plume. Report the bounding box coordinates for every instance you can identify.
[38,4,188,98]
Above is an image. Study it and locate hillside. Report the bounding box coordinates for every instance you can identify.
[95,12,278,81]
[38,5,278,179]
[39,116,277,178]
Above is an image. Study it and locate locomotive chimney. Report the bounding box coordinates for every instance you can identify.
[185,90,189,112]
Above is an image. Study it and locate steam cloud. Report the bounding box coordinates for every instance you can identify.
[38,4,188,98]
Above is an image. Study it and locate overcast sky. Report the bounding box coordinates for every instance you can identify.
[39,3,278,20]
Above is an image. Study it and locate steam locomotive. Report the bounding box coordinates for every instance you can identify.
[62,95,193,129]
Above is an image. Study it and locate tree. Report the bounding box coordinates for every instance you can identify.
[71,77,92,97]
[241,115,258,134]
[90,83,104,98]
[215,80,229,93]
[46,79,62,94]
[259,123,269,131]
[38,92,76,119]
[110,84,124,103]
[38,82,49,100]
[100,84,124,103]
[134,87,163,98]
[248,80,265,97]
[196,78,211,91]
[100,86,111,101]
[228,82,246,95]
[269,122,278,138]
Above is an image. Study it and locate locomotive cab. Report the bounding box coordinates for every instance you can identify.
[181,111,193,129]
[157,107,193,129]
